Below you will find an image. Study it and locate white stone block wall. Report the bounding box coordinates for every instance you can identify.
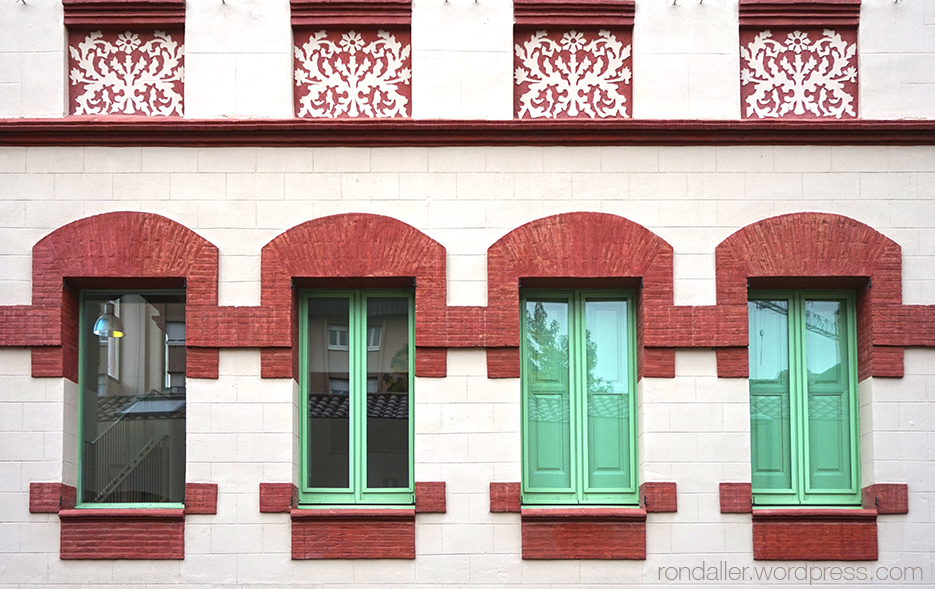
[0,144,934,586]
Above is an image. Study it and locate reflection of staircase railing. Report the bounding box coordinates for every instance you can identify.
[84,390,173,503]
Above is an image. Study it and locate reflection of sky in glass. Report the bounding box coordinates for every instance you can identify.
[805,301,842,378]
[749,300,788,381]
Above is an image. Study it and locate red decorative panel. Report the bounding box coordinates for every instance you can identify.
[489,482,522,513]
[259,214,447,379]
[714,213,904,380]
[59,509,185,560]
[752,509,878,561]
[63,0,186,27]
[514,28,632,119]
[414,481,446,513]
[521,508,646,559]
[862,483,909,515]
[68,30,184,116]
[29,483,76,513]
[291,509,416,559]
[294,29,410,118]
[259,483,298,513]
[639,482,677,513]
[719,482,753,513]
[184,483,218,515]
[740,27,857,119]
[25,212,219,382]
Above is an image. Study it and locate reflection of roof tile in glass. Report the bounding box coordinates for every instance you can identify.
[308,393,409,419]
[528,395,628,422]
[96,394,187,420]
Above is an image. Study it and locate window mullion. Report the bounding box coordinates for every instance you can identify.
[572,292,586,503]
[352,291,366,501]
[792,292,808,504]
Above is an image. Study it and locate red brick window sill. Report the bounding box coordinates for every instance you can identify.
[59,508,186,560]
[291,508,416,559]
[521,507,647,560]
[752,509,878,561]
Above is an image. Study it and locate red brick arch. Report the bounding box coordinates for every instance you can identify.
[483,212,676,378]
[24,211,219,381]
[259,213,448,379]
[714,212,904,380]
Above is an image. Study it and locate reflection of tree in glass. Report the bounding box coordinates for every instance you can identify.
[525,302,610,394]
[382,345,409,392]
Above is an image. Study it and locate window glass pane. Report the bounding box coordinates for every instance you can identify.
[524,299,572,490]
[307,298,350,489]
[81,293,186,504]
[748,299,793,492]
[585,300,630,490]
[366,297,410,489]
[804,299,852,491]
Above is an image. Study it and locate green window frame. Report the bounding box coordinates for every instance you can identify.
[748,290,861,507]
[77,290,187,509]
[520,290,639,505]
[298,290,415,506]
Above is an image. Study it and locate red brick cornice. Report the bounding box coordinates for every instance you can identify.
[290,0,410,27]
[739,0,861,27]
[4,118,935,147]
[62,0,186,27]
[514,0,635,28]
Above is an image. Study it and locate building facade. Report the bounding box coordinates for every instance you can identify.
[1,0,934,586]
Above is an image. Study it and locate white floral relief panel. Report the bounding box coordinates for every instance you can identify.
[69,30,184,116]
[294,29,411,118]
[740,28,858,119]
[514,29,632,119]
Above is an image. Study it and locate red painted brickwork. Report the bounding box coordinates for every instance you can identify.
[752,509,878,561]
[521,508,647,559]
[415,347,447,378]
[414,481,446,513]
[259,483,298,513]
[640,482,677,513]
[719,482,753,513]
[25,212,219,381]
[485,213,677,380]
[184,483,218,515]
[29,482,76,513]
[715,213,905,380]
[514,0,634,28]
[291,508,416,559]
[862,483,909,515]
[59,508,185,560]
[290,0,411,27]
[738,0,861,27]
[63,0,186,27]
[259,214,448,379]
[490,482,522,513]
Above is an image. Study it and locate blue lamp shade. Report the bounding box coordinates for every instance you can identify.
[93,302,124,338]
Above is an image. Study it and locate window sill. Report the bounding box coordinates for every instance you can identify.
[58,508,185,560]
[752,508,878,561]
[290,507,416,559]
[521,507,647,560]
